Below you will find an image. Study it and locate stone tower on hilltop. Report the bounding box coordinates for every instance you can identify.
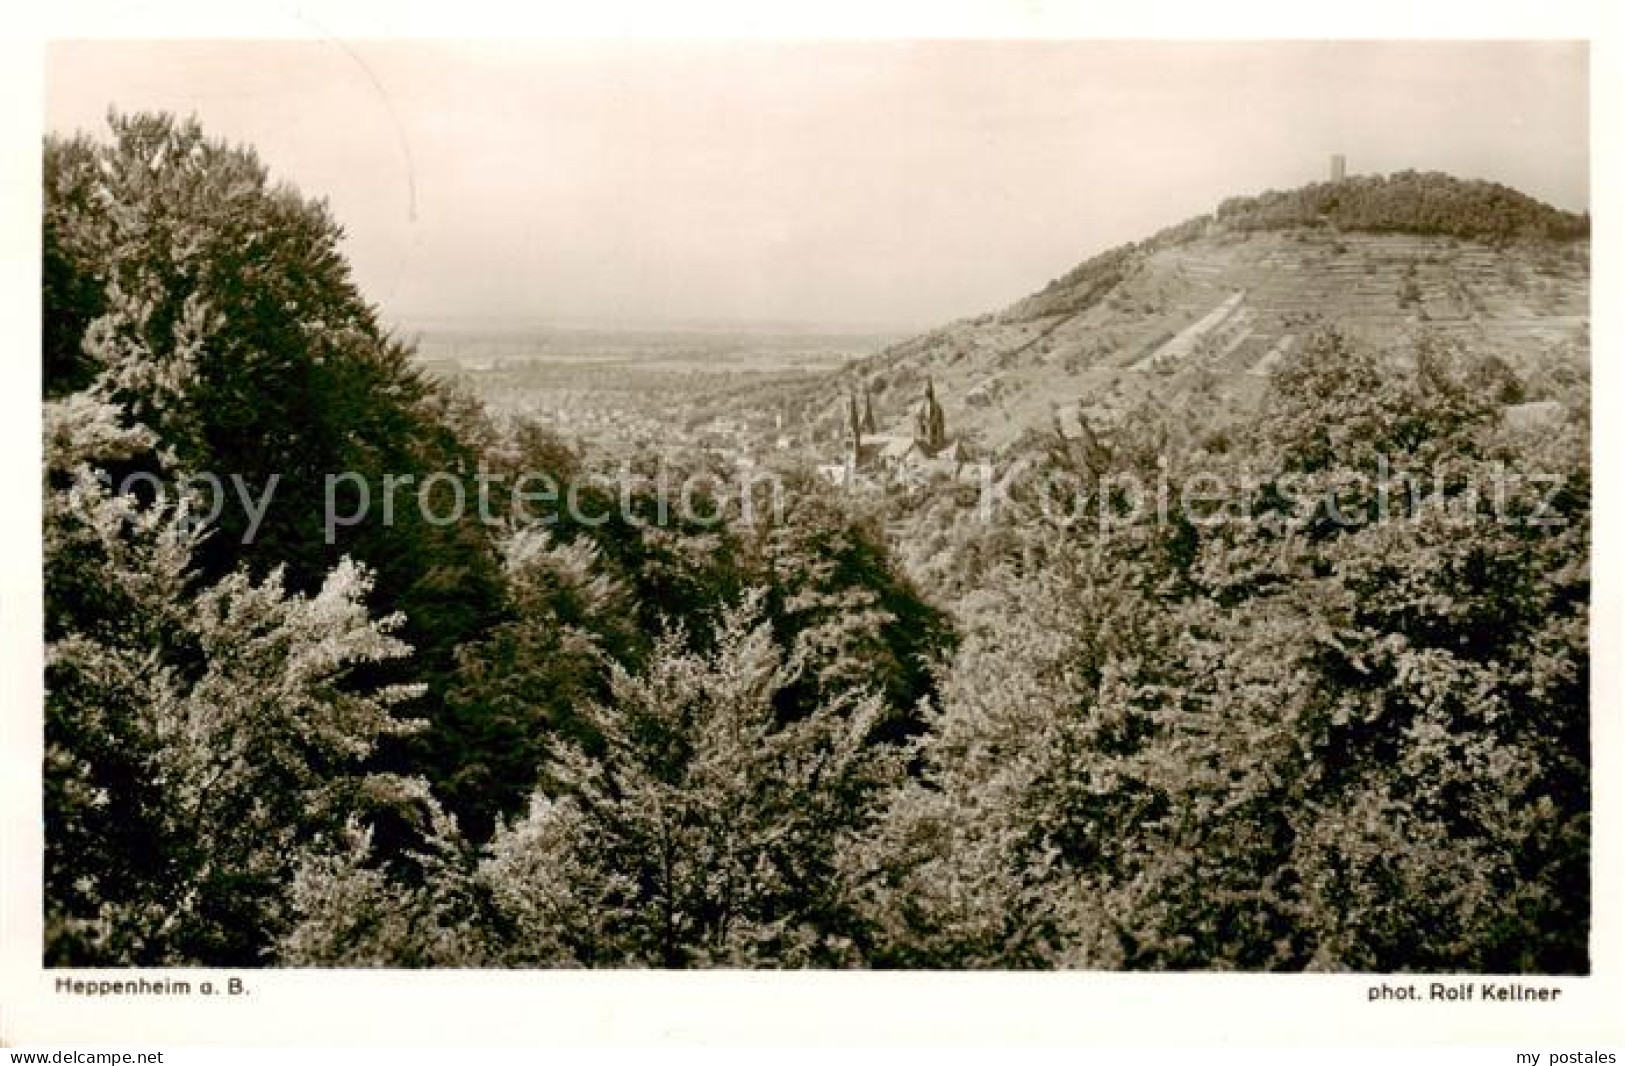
[1330,153,1347,183]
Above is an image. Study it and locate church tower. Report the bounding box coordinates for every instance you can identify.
[846,391,864,468]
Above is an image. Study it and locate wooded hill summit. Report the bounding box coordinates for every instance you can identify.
[788,171,1588,454]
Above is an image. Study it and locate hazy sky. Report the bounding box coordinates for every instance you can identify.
[45,40,1588,330]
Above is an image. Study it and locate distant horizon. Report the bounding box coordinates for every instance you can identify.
[46,40,1588,329]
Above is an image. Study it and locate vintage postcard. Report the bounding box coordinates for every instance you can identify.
[2,0,1619,1051]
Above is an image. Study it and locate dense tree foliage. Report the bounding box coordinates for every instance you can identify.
[1022,171,1587,320]
[474,591,902,966]
[850,328,1589,971]
[43,114,517,838]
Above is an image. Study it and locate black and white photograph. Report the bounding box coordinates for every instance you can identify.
[4,9,1621,1051]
